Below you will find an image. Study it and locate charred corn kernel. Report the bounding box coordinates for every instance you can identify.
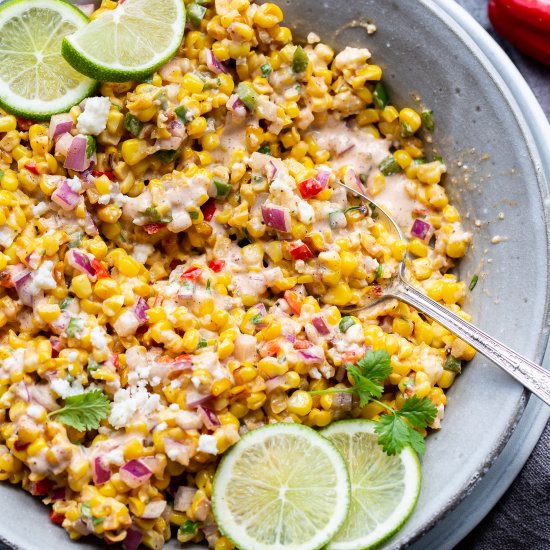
[211,378,231,396]
[417,162,444,185]
[409,238,429,257]
[246,392,267,410]
[412,257,432,280]
[381,105,398,122]
[254,3,283,27]
[399,108,422,133]
[129,497,146,517]
[27,438,47,456]
[94,278,119,299]
[258,357,288,377]
[71,274,93,299]
[182,73,204,93]
[1,170,18,191]
[187,116,207,137]
[36,303,61,323]
[323,282,351,306]
[287,390,313,416]
[121,139,149,166]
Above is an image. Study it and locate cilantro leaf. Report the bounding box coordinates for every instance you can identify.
[356,349,392,383]
[48,390,110,431]
[374,396,438,455]
[346,363,383,406]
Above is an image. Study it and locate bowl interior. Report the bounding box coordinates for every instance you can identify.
[1,1,549,549]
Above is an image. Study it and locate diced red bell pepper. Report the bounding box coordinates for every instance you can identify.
[29,479,54,496]
[294,339,312,349]
[489,0,550,66]
[13,440,29,451]
[180,266,203,281]
[91,170,115,181]
[50,511,65,525]
[0,271,13,288]
[24,160,39,174]
[91,258,110,279]
[284,290,305,315]
[111,353,119,369]
[297,177,326,199]
[208,259,226,273]
[259,340,280,357]
[143,223,166,234]
[201,199,217,222]
[288,240,315,261]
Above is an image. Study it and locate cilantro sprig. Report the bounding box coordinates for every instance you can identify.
[309,350,437,455]
[48,390,110,431]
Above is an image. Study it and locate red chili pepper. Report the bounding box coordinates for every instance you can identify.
[180,266,203,281]
[143,223,166,234]
[208,259,225,272]
[91,258,110,279]
[288,240,315,261]
[294,339,312,350]
[284,290,305,315]
[29,479,54,496]
[0,271,13,288]
[489,0,550,66]
[111,353,119,369]
[201,199,217,222]
[13,440,29,451]
[50,511,64,525]
[259,340,280,357]
[16,118,33,131]
[24,160,39,174]
[297,177,325,199]
[91,170,115,181]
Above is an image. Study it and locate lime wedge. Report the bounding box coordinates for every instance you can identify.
[62,0,185,82]
[322,420,421,550]
[212,423,350,550]
[0,0,96,120]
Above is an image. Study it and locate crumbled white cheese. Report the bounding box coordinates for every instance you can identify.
[170,379,182,389]
[0,226,16,248]
[97,194,110,205]
[113,310,139,337]
[77,96,111,135]
[91,326,109,352]
[131,243,154,264]
[51,377,86,398]
[26,404,44,419]
[150,376,161,387]
[31,260,57,292]
[104,448,124,466]
[155,422,168,432]
[197,434,218,455]
[333,47,371,71]
[67,176,82,193]
[175,410,202,430]
[109,386,161,429]
[307,32,320,44]
[297,200,315,224]
[309,367,322,379]
[191,376,201,389]
[67,350,79,363]
[32,202,49,217]
[169,403,180,410]
[344,323,365,345]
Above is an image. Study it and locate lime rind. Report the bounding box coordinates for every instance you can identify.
[0,0,97,120]
[61,0,186,82]
[322,419,421,550]
[212,423,351,550]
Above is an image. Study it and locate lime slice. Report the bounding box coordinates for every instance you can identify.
[62,0,186,82]
[212,423,350,550]
[0,0,96,120]
[322,420,421,550]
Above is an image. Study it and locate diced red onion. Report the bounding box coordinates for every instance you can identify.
[252,302,267,316]
[24,252,41,270]
[262,203,291,232]
[51,179,81,211]
[197,406,221,430]
[93,456,112,485]
[206,50,229,74]
[155,120,185,150]
[122,527,143,550]
[48,114,73,143]
[335,366,347,382]
[316,170,331,186]
[265,375,286,393]
[133,297,149,325]
[186,391,212,409]
[332,392,353,411]
[298,346,324,365]
[119,459,152,489]
[50,338,62,353]
[15,381,30,402]
[344,168,365,194]
[29,384,58,411]
[174,486,196,512]
[67,249,96,280]
[55,133,73,157]
[265,159,279,180]
[51,487,67,500]
[64,134,92,172]
[140,500,167,519]
[227,94,246,117]
[234,333,257,361]
[77,3,95,17]
[13,269,34,306]
[178,283,195,299]
[139,456,162,475]
[284,333,296,343]
[51,311,71,333]
[84,212,99,236]
[328,210,347,229]
[164,437,193,466]
[312,315,331,335]
[410,218,434,242]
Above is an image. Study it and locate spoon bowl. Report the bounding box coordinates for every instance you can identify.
[337,180,550,406]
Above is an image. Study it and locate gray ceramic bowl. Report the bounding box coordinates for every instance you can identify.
[1,0,550,549]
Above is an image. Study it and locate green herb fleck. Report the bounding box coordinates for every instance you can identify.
[292,45,309,73]
[179,520,199,536]
[86,136,96,158]
[379,155,401,176]
[214,180,232,198]
[87,358,101,373]
[175,105,189,121]
[59,297,72,311]
[66,317,84,338]
[237,82,259,111]
[401,121,414,138]
[68,232,83,249]
[154,149,179,164]
[142,207,173,224]
[260,63,272,78]
[250,314,264,325]
[469,274,479,291]
[444,355,462,374]
[258,144,272,155]
[421,109,435,132]
[339,316,356,333]
[375,264,383,279]
[373,82,389,110]
[48,390,110,432]
[123,113,143,136]
[187,3,207,25]
[189,211,199,220]
[197,338,208,349]
[81,503,105,527]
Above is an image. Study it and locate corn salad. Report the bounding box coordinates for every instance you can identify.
[0,0,475,548]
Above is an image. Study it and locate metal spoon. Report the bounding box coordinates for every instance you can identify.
[337,181,550,406]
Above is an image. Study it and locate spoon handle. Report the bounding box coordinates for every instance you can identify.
[392,279,550,406]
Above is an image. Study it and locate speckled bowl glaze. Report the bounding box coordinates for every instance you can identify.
[1,1,549,549]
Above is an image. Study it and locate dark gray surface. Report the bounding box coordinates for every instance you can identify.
[454,0,550,548]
